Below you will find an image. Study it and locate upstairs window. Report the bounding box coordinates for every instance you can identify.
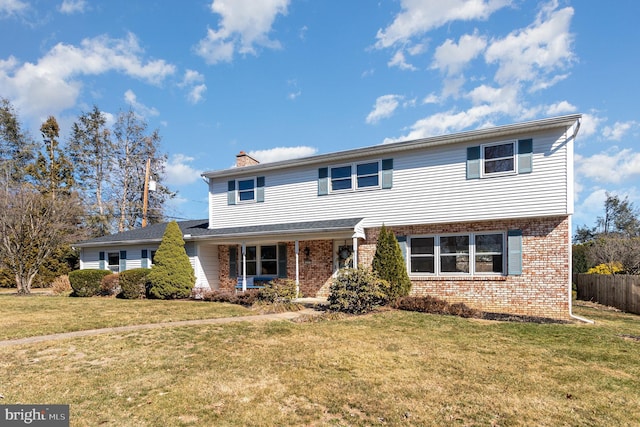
[238,178,255,202]
[356,161,380,189]
[483,142,515,176]
[331,165,352,191]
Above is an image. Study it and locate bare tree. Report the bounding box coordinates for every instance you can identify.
[0,185,83,294]
[587,237,640,275]
[112,109,173,232]
[68,106,114,236]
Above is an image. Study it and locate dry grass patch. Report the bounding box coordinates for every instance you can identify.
[0,303,639,425]
[0,295,252,340]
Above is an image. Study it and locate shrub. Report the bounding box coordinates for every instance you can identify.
[587,262,624,275]
[372,225,412,301]
[198,289,259,306]
[393,295,480,319]
[119,268,151,299]
[327,267,390,314]
[258,279,298,303]
[147,221,195,299]
[51,275,72,295]
[69,269,112,297]
[100,273,120,296]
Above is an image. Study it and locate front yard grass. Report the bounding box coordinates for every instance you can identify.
[0,299,639,426]
[0,294,251,340]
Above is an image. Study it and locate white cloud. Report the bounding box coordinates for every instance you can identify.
[388,50,417,71]
[575,148,640,184]
[578,113,603,139]
[366,94,404,124]
[375,0,510,49]
[0,0,27,17]
[485,1,575,87]
[602,121,636,141]
[179,69,207,104]
[164,154,202,186]
[248,146,317,163]
[545,100,576,116]
[124,90,159,118]
[59,0,86,14]
[431,32,487,76]
[196,0,289,64]
[0,33,175,120]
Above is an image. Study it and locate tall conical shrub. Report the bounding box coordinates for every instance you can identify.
[372,225,411,300]
[147,221,195,299]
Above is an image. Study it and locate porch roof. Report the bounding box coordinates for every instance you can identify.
[74,217,364,247]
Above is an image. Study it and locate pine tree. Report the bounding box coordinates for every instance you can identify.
[372,225,412,300]
[147,221,195,299]
[0,97,36,191]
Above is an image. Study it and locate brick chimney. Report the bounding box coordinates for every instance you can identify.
[236,151,260,167]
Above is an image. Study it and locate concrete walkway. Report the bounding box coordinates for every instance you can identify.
[0,308,323,348]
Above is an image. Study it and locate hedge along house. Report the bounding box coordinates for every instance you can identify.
[75,115,581,319]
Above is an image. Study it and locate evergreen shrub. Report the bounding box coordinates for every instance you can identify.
[69,269,112,297]
[327,267,389,314]
[118,269,150,299]
[147,221,195,299]
[372,225,412,301]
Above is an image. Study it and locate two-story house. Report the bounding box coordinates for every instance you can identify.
[75,114,581,319]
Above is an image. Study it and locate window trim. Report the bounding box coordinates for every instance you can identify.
[481,140,517,178]
[328,160,382,193]
[408,232,506,276]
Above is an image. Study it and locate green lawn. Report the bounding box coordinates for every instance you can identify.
[0,297,639,426]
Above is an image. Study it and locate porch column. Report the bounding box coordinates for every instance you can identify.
[352,236,358,267]
[241,242,247,292]
[295,240,300,298]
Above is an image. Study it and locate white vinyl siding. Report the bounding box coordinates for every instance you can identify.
[209,128,571,230]
[80,245,158,272]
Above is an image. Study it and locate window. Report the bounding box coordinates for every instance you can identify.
[330,161,381,192]
[440,235,470,273]
[475,233,503,273]
[331,165,352,191]
[410,237,434,273]
[409,233,505,275]
[356,161,379,189]
[107,252,119,273]
[483,142,515,176]
[238,178,255,202]
[245,245,278,276]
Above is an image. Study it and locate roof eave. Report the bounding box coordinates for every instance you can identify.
[202,114,581,179]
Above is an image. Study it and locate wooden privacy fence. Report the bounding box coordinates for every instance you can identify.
[575,273,640,315]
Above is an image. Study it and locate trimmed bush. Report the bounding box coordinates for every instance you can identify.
[100,273,120,296]
[258,279,298,303]
[372,225,412,301]
[393,295,480,319]
[69,269,112,297]
[147,221,195,299]
[327,267,390,314]
[199,289,259,306]
[0,268,14,288]
[119,268,151,299]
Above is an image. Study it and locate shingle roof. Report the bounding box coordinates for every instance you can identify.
[74,218,363,247]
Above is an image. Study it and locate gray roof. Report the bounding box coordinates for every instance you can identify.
[202,114,581,179]
[75,218,363,247]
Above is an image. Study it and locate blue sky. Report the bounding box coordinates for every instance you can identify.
[1,0,638,233]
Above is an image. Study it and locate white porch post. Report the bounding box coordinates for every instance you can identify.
[352,236,358,267]
[295,240,300,298]
[242,242,247,292]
